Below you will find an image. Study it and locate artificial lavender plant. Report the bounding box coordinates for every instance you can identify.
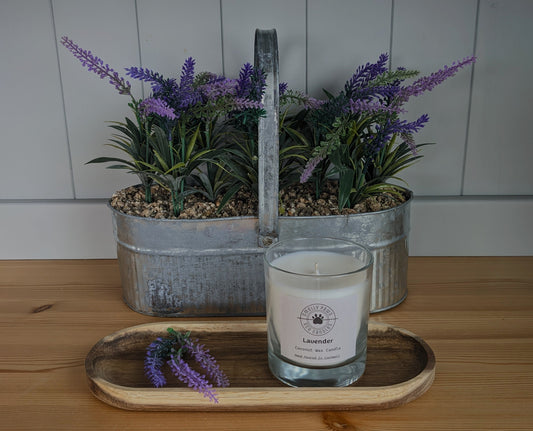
[61,36,266,216]
[295,53,476,209]
[62,35,476,216]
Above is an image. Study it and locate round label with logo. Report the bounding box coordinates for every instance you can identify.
[298,303,337,336]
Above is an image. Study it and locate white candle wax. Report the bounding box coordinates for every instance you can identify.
[268,250,370,367]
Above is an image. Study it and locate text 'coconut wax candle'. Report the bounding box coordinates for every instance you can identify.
[264,237,373,387]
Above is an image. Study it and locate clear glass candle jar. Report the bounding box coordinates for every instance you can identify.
[264,237,373,387]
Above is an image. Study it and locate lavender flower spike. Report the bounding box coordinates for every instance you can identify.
[392,114,430,136]
[303,96,325,110]
[144,354,167,388]
[125,67,168,90]
[397,56,476,104]
[167,356,219,403]
[236,63,254,98]
[199,78,238,101]
[139,97,178,120]
[184,338,230,388]
[350,99,405,115]
[144,338,168,388]
[180,57,196,91]
[232,98,263,110]
[345,53,389,97]
[60,36,131,95]
[300,155,325,183]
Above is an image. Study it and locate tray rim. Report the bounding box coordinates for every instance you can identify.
[85,320,436,412]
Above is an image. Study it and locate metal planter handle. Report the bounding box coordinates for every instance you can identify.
[254,29,279,248]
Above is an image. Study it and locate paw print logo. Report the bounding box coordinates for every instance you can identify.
[312,313,324,325]
[299,304,337,336]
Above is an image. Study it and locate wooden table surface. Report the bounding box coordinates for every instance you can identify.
[1,257,532,430]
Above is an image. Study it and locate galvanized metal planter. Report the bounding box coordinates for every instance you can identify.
[111,195,410,316]
[110,29,411,317]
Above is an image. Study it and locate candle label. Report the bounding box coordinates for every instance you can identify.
[276,293,361,367]
[299,303,337,336]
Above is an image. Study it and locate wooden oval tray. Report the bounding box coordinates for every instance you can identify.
[85,320,435,411]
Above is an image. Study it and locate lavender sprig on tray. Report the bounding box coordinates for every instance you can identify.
[144,328,229,403]
[167,356,218,403]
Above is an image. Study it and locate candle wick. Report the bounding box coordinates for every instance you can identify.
[315,262,320,275]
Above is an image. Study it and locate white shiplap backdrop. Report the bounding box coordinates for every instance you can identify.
[1,0,532,258]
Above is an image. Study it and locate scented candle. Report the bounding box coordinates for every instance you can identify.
[264,237,373,387]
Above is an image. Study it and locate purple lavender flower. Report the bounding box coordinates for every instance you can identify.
[392,114,430,135]
[251,67,267,101]
[232,98,264,110]
[126,65,182,107]
[179,57,195,89]
[354,84,400,103]
[125,66,170,91]
[303,96,326,110]
[199,78,238,101]
[300,155,325,183]
[396,56,476,104]
[367,118,395,154]
[401,133,417,154]
[125,66,163,85]
[367,114,429,154]
[126,59,201,111]
[394,114,429,154]
[144,329,229,404]
[144,337,169,388]
[184,338,230,388]
[345,53,389,97]
[139,97,178,120]
[236,63,254,98]
[144,354,167,388]
[350,99,405,115]
[60,36,131,95]
[167,356,219,403]
[177,57,200,108]
[279,82,288,96]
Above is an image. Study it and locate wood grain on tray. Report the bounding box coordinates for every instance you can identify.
[85,320,435,411]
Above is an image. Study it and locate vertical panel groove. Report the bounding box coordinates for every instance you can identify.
[305,0,309,94]
[219,0,225,76]
[389,0,395,69]
[460,0,480,196]
[49,0,76,199]
[134,0,144,99]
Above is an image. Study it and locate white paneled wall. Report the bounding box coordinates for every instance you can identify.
[464,0,533,194]
[1,0,532,258]
[54,0,142,198]
[137,0,224,79]
[0,0,73,199]
[222,0,307,91]
[391,0,478,195]
[307,0,392,96]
